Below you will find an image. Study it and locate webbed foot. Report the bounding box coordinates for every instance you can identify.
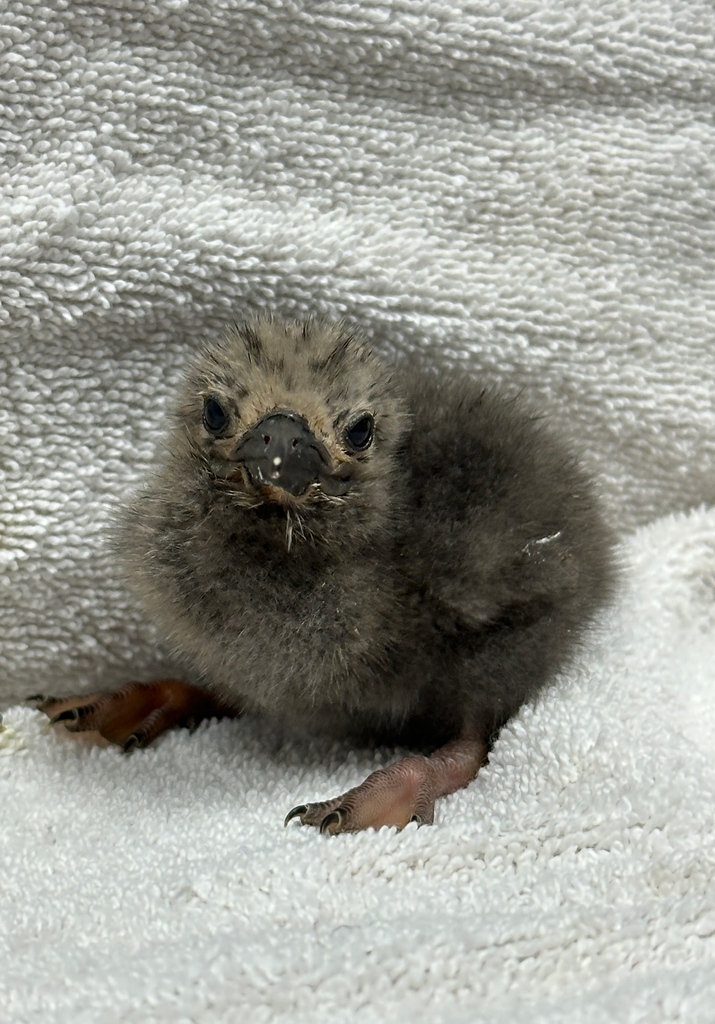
[31,680,238,751]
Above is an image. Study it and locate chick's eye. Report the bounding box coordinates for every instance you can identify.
[345,414,374,452]
[203,397,229,434]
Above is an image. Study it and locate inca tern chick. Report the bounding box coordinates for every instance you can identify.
[37,315,616,834]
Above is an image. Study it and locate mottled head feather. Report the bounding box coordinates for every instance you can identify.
[164,315,410,549]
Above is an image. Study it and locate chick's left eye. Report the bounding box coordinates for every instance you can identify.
[345,414,374,451]
[203,397,229,433]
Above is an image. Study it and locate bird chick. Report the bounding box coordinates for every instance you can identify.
[37,315,616,834]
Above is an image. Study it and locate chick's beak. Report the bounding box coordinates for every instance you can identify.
[233,411,331,497]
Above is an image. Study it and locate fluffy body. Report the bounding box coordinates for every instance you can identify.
[116,316,615,751]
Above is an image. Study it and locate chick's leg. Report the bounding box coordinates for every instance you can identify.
[285,737,488,834]
[31,680,238,751]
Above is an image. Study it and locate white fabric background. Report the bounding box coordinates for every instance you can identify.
[2,508,715,1023]
[1,2,714,1021]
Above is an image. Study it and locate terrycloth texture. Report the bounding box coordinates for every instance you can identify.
[1,6,715,1021]
[2,507,715,1024]
[2,0,715,704]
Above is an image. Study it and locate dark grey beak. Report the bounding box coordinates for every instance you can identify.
[233,411,330,496]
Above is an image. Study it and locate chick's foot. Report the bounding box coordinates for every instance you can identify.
[285,737,487,834]
[31,680,237,751]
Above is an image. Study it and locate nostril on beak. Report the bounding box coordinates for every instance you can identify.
[264,431,301,449]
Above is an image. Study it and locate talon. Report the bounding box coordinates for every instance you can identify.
[26,693,46,703]
[320,809,343,835]
[122,735,139,754]
[50,709,79,724]
[410,814,424,825]
[284,805,307,827]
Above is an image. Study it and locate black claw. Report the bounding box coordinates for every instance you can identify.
[410,814,423,825]
[122,735,140,754]
[26,693,47,703]
[50,709,79,724]
[320,810,343,835]
[284,805,308,827]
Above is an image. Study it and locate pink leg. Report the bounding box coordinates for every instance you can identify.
[285,737,488,835]
[31,680,239,751]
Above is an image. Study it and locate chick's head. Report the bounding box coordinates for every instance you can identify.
[169,316,409,546]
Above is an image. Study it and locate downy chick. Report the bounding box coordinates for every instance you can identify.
[37,315,616,833]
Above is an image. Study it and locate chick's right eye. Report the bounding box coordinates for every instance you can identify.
[203,397,229,434]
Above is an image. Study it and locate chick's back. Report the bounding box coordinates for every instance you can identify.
[389,362,615,744]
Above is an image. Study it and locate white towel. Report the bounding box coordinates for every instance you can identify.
[1,3,715,1020]
[2,507,715,1022]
